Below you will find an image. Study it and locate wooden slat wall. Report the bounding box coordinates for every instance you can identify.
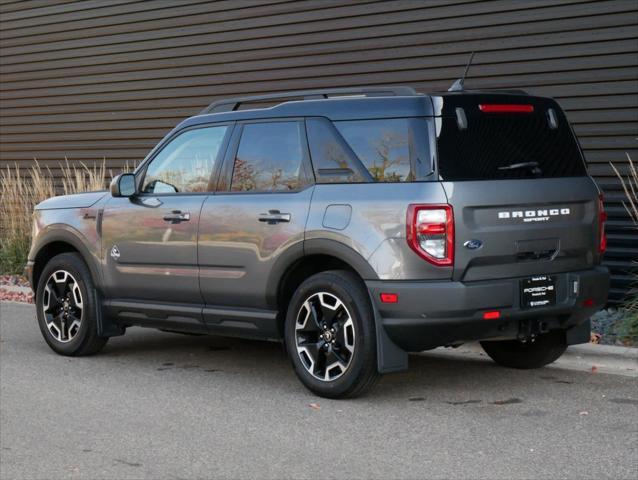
[1,0,637,302]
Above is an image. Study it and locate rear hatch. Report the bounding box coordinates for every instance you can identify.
[433,93,602,282]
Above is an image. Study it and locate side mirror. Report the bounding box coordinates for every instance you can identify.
[110,173,137,198]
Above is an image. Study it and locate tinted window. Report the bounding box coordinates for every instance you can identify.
[436,95,587,181]
[143,126,227,193]
[231,122,307,192]
[334,118,431,182]
[306,117,368,183]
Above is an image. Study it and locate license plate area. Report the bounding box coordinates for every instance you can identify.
[520,275,556,309]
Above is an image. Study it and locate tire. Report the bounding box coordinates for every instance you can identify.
[480,330,567,369]
[284,270,379,399]
[35,252,108,356]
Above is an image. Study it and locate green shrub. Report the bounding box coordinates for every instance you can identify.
[0,236,31,275]
[615,310,638,345]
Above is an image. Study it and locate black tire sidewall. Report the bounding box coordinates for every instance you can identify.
[480,330,567,369]
[285,270,377,398]
[36,253,99,356]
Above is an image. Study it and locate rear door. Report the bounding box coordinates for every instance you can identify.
[198,119,313,331]
[433,93,602,283]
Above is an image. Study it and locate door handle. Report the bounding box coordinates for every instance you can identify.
[258,210,291,224]
[163,210,190,223]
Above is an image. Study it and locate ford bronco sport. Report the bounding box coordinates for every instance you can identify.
[26,86,609,398]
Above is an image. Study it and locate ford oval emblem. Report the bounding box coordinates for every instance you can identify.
[464,239,483,250]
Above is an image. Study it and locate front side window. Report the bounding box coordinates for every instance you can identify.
[231,122,308,192]
[142,125,228,194]
[334,118,432,182]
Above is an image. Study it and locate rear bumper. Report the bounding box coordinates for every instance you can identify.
[366,267,609,352]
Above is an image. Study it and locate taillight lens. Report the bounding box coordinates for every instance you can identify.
[407,204,454,266]
[478,104,534,113]
[598,193,607,254]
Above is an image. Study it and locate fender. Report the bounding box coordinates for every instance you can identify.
[31,225,103,290]
[265,238,380,308]
[303,238,379,280]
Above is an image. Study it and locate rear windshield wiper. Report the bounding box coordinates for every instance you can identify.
[498,161,542,176]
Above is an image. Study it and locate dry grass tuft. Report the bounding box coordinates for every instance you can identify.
[0,159,113,274]
[610,153,638,225]
[60,158,109,195]
[611,154,638,322]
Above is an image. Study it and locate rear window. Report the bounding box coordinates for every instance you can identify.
[436,95,588,181]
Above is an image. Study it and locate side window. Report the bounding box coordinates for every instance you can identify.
[142,125,228,194]
[306,117,369,183]
[230,122,308,192]
[334,118,431,182]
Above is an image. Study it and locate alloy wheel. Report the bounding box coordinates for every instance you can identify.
[295,292,356,381]
[42,270,83,343]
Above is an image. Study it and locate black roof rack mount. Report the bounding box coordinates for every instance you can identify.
[200,86,419,114]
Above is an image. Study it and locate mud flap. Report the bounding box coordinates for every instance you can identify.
[566,319,591,345]
[370,296,408,373]
[96,291,126,338]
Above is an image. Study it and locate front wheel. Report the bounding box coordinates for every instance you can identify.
[285,270,379,399]
[480,330,567,369]
[35,253,108,356]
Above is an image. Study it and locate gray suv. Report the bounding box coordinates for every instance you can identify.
[26,86,609,398]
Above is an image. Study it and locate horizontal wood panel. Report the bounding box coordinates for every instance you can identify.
[0,0,298,39]
[4,39,638,93]
[0,0,636,303]
[3,1,634,67]
[4,10,635,79]
[1,1,602,58]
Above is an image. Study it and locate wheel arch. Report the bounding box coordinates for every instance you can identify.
[31,230,101,294]
[269,239,378,329]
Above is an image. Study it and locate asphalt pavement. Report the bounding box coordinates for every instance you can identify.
[1,302,637,480]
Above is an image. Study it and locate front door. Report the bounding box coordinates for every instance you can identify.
[101,124,231,314]
[198,120,313,332]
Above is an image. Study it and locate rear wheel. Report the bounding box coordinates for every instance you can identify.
[285,270,379,399]
[480,330,567,369]
[36,253,108,356]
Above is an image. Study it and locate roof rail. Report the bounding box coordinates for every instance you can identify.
[200,86,419,114]
[446,88,529,95]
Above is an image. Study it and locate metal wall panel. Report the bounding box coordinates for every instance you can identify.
[1,0,636,302]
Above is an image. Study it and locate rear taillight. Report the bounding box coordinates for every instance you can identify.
[598,193,607,254]
[406,204,454,266]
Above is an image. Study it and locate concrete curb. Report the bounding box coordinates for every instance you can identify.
[0,285,32,294]
[424,341,638,377]
[567,343,638,361]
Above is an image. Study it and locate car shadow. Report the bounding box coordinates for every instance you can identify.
[97,327,581,401]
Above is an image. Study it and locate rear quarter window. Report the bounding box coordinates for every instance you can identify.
[334,118,432,182]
